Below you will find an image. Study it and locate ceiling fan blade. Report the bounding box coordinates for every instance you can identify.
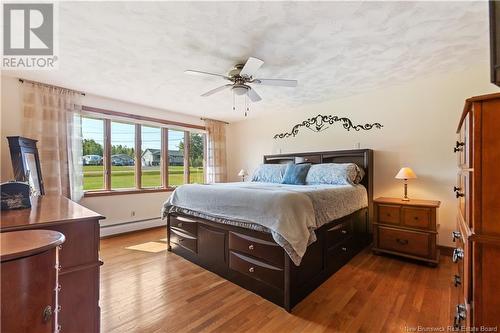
[247,88,262,102]
[201,84,232,97]
[185,70,230,80]
[240,57,264,78]
[253,79,298,87]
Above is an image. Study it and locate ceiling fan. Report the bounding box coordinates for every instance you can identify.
[185,57,297,115]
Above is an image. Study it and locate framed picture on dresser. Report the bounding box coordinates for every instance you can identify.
[7,136,45,196]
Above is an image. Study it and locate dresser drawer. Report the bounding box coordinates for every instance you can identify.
[402,207,432,230]
[229,232,283,267]
[377,226,431,258]
[170,228,197,253]
[377,205,400,225]
[456,172,471,227]
[170,215,197,237]
[326,219,354,247]
[456,113,471,169]
[229,251,283,289]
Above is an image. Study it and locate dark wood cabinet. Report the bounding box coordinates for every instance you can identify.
[453,92,500,329]
[1,230,65,333]
[0,196,104,333]
[372,197,441,265]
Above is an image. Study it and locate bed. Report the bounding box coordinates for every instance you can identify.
[163,149,373,311]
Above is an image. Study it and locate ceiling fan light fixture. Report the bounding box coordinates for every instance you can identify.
[232,85,248,96]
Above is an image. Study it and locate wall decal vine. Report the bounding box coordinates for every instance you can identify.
[273,114,383,139]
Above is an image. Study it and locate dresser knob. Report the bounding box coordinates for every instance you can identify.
[248,267,255,273]
[453,274,462,287]
[452,248,464,263]
[248,244,254,250]
[452,231,461,242]
[341,247,347,252]
[414,217,419,220]
[341,230,348,234]
[55,284,61,292]
[42,305,53,323]
[56,325,62,333]
[55,264,61,271]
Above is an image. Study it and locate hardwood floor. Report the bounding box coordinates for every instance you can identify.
[100,227,457,333]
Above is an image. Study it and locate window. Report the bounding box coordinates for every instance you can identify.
[82,117,104,191]
[81,106,206,195]
[141,126,161,188]
[189,133,205,184]
[110,121,135,189]
[168,129,185,187]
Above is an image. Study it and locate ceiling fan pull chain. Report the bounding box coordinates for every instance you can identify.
[232,90,235,111]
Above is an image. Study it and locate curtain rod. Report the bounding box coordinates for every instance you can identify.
[18,78,86,96]
[200,117,229,125]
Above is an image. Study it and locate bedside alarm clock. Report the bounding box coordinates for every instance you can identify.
[0,181,31,210]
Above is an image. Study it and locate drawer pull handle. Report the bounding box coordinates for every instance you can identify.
[55,264,61,271]
[452,248,464,263]
[387,213,391,217]
[452,231,461,242]
[55,284,61,292]
[248,244,254,250]
[177,222,183,227]
[453,186,461,193]
[455,191,464,198]
[341,247,347,252]
[453,274,462,287]
[42,305,53,323]
[414,217,419,220]
[456,141,465,147]
[453,304,467,329]
[341,230,348,234]
[248,267,255,273]
[396,238,408,245]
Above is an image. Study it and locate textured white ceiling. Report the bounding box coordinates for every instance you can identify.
[8,1,490,121]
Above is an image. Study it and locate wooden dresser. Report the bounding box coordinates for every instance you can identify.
[0,195,104,333]
[372,197,440,265]
[453,92,500,329]
[1,230,65,333]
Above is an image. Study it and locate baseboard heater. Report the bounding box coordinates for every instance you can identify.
[100,217,166,238]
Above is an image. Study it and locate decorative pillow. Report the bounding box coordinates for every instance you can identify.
[251,164,288,183]
[282,163,311,185]
[305,163,365,185]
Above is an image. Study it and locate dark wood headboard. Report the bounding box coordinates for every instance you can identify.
[263,149,374,223]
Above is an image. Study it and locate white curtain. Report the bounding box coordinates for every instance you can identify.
[22,82,84,201]
[205,119,227,183]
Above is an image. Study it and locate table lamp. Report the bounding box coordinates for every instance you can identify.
[238,169,248,182]
[395,167,417,201]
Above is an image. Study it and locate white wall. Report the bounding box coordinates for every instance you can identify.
[0,74,202,235]
[226,64,499,247]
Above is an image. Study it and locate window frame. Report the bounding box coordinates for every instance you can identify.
[81,106,206,197]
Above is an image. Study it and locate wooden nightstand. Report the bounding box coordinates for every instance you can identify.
[372,197,441,266]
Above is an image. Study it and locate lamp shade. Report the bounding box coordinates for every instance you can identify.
[238,169,248,177]
[395,167,417,180]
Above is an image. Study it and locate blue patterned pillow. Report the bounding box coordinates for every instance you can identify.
[305,163,365,185]
[251,164,288,183]
[282,163,311,185]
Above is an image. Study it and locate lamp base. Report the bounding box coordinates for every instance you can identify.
[402,197,410,201]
